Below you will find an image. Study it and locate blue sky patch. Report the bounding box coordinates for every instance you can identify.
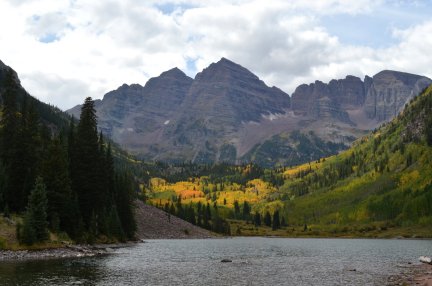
[322,1,432,48]
[39,33,60,43]
[155,2,195,15]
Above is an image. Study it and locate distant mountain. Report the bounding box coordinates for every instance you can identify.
[68,58,432,166]
[291,70,431,122]
[280,83,432,231]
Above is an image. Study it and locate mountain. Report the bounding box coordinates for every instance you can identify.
[0,60,70,131]
[68,58,431,166]
[146,84,432,237]
[277,83,432,233]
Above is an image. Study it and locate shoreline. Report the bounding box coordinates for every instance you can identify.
[0,242,137,262]
[388,262,432,286]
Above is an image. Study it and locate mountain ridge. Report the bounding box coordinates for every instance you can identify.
[67,58,432,166]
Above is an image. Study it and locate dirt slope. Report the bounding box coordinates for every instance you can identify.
[134,200,214,239]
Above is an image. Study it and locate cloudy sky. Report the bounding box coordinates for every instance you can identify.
[1,0,432,110]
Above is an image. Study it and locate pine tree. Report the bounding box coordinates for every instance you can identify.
[272,210,280,230]
[176,195,184,219]
[254,212,261,227]
[196,202,202,226]
[19,100,41,209]
[42,137,77,234]
[234,200,240,219]
[20,177,49,244]
[206,202,212,221]
[0,69,25,212]
[114,173,136,240]
[264,211,272,227]
[242,201,250,220]
[73,97,103,226]
[107,206,125,241]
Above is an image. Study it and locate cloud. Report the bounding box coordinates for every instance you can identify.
[0,0,431,110]
[21,71,92,110]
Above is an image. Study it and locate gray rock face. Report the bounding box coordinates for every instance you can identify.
[291,80,353,124]
[292,71,431,123]
[363,70,432,121]
[160,58,291,163]
[67,58,431,166]
[69,58,291,163]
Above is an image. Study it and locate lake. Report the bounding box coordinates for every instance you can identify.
[0,237,431,285]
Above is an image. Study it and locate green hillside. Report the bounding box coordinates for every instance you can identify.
[144,85,432,237]
[277,84,432,235]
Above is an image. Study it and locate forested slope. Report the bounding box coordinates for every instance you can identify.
[0,63,136,247]
[279,84,432,234]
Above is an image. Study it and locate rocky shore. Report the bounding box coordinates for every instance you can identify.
[0,243,135,262]
[387,261,432,286]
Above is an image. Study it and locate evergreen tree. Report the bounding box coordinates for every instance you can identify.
[73,97,103,226]
[187,204,196,225]
[19,100,41,209]
[206,202,212,221]
[169,203,176,215]
[176,195,184,219]
[114,173,136,240]
[196,202,202,226]
[107,206,125,241]
[234,200,240,219]
[42,137,77,234]
[272,210,280,230]
[20,177,49,244]
[254,212,261,227]
[264,211,272,227]
[281,216,287,227]
[0,69,25,212]
[242,201,250,220]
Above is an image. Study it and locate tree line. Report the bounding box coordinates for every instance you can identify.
[0,70,136,244]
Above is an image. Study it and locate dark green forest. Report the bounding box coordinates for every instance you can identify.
[0,69,136,245]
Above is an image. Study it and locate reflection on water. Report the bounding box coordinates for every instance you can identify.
[0,237,431,286]
[0,257,103,285]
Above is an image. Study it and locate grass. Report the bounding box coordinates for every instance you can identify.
[0,213,73,251]
[228,220,432,239]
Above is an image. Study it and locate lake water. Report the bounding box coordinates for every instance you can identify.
[1,237,431,285]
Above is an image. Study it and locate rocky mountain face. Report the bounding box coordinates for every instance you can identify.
[68,58,431,166]
[291,70,431,123]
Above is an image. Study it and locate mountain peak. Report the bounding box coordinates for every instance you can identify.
[214,57,245,70]
[160,67,190,80]
[195,57,260,83]
[218,57,236,65]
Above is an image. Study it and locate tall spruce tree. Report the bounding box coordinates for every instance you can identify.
[254,212,261,227]
[242,201,250,220]
[42,137,79,235]
[264,211,272,227]
[73,97,103,226]
[272,210,280,230]
[21,177,49,244]
[19,100,41,209]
